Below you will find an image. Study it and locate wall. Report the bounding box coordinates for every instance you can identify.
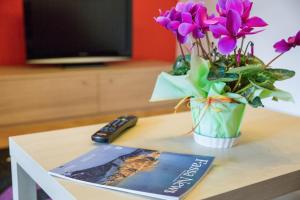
[133,0,177,61]
[0,0,25,65]
[204,0,300,116]
[0,0,177,66]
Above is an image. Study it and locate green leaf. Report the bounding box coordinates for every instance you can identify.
[208,63,239,82]
[208,72,239,82]
[214,60,227,69]
[247,56,265,65]
[173,54,191,68]
[259,88,294,102]
[249,79,294,102]
[249,71,276,90]
[170,54,191,76]
[227,64,263,75]
[249,96,264,108]
[239,84,256,99]
[266,68,295,81]
[170,67,190,76]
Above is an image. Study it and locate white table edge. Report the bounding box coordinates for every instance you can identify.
[9,137,76,200]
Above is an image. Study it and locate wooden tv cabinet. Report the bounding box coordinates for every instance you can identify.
[0,62,176,145]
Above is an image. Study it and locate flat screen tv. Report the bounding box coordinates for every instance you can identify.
[23,0,132,64]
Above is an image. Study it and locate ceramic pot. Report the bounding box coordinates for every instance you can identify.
[190,98,246,148]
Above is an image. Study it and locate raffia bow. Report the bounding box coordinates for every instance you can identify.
[174,96,236,135]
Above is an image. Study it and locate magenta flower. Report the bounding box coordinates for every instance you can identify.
[211,0,267,54]
[194,6,219,36]
[216,0,268,28]
[177,4,218,40]
[274,31,300,53]
[155,8,180,28]
[175,1,198,13]
[210,9,245,54]
[155,8,187,43]
[155,7,195,44]
[155,2,218,44]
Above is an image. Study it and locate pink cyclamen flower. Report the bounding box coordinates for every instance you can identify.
[216,0,268,28]
[177,3,218,39]
[155,8,187,43]
[211,0,267,54]
[210,9,246,54]
[274,31,300,53]
[155,1,218,44]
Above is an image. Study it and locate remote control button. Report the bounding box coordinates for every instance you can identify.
[100,126,114,133]
[101,127,109,132]
[118,120,127,126]
[111,120,121,127]
[108,127,116,132]
[97,133,107,137]
[115,118,127,126]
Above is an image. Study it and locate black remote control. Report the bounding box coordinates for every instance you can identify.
[91,115,138,143]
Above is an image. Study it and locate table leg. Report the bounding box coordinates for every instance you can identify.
[11,157,37,200]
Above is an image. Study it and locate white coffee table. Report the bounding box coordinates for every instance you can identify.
[9,108,300,200]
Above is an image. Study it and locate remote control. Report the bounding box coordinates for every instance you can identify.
[91,115,138,143]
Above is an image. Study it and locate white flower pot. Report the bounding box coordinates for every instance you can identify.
[193,133,240,148]
[190,98,245,148]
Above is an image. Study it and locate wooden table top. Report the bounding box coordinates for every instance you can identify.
[9,108,300,200]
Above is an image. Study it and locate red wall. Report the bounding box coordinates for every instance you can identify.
[0,0,176,66]
[0,0,26,65]
[133,0,177,61]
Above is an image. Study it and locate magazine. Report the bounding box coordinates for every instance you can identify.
[49,145,214,200]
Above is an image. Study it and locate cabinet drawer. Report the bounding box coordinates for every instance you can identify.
[0,74,98,125]
[98,67,173,113]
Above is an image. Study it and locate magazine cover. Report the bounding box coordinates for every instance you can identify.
[49,145,214,200]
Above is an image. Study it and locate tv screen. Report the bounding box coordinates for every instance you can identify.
[24,0,132,64]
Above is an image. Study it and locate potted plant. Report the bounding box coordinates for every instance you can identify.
[150,0,297,148]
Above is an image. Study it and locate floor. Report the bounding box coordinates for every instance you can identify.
[0,149,10,196]
[0,148,50,200]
